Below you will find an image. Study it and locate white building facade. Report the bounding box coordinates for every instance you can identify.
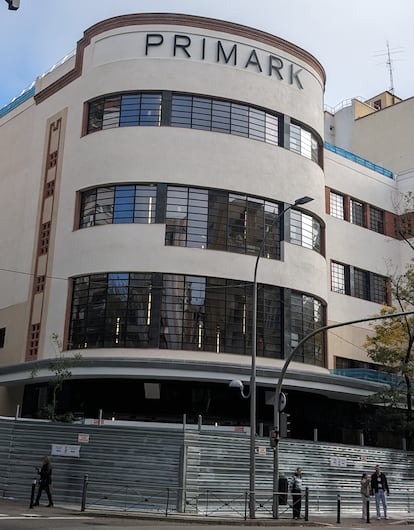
[0,14,412,445]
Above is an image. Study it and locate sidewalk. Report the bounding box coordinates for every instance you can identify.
[1,497,414,526]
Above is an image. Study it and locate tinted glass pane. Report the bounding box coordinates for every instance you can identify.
[120,94,141,126]
[113,186,135,223]
[95,187,114,224]
[370,206,384,234]
[207,190,228,251]
[230,103,249,137]
[171,95,192,127]
[80,189,97,227]
[165,187,188,246]
[350,199,364,226]
[263,202,280,259]
[249,108,265,141]
[245,197,264,256]
[372,274,388,304]
[187,189,208,248]
[87,100,104,133]
[353,268,369,300]
[140,94,162,125]
[192,97,212,130]
[227,194,246,253]
[135,186,157,223]
[102,96,121,129]
[211,100,230,133]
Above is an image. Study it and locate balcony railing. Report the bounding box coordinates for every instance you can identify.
[330,368,401,386]
[325,142,394,179]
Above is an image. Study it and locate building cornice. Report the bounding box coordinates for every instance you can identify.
[34,13,326,105]
[0,356,382,402]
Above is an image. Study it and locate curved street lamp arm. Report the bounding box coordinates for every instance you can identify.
[275,308,414,405]
[272,308,414,519]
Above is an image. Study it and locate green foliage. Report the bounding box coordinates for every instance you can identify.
[364,306,414,375]
[31,333,83,422]
[395,191,414,246]
[364,259,414,444]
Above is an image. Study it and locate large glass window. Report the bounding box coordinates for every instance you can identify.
[290,210,321,252]
[170,94,280,145]
[289,123,319,162]
[329,191,345,220]
[371,274,388,304]
[80,184,322,258]
[166,188,282,258]
[79,185,156,227]
[331,262,346,294]
[370,206,385,234]
[69,273,324,366]
[86,91,323,166]
[331,261,388,304]
[69,272,153,349]
[87,93,162,132]
[353,268,370,300]
[290,292,324,365]
[350,198,365,227]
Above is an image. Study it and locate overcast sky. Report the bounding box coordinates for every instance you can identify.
[1,0,413,110]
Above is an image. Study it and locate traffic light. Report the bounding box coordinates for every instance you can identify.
[280,412,291,438]
[269,428,279,447]
[5,0,20,10]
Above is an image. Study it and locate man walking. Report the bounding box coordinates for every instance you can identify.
[371,464,389,519]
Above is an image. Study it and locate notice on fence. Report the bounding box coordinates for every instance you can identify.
[51,444,80,458]
[330,457,347,467]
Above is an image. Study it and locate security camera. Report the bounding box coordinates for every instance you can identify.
[229,379,243,390]
[5,0,20,10]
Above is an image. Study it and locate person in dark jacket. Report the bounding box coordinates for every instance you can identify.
[371,464,389,519]
[33,456,53,507]
[290,467,303,520]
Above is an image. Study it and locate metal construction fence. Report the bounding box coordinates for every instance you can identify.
[1,417,414,519]
[80,479,308,519]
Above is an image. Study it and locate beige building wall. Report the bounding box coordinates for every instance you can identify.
[0,14,328,407]
[352,97,414,174]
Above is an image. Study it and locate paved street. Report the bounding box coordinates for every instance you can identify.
[1,498,413,530]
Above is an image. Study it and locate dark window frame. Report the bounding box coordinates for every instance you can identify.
[331,261,388,304]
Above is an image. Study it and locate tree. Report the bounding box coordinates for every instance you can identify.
[393,191,414,251]
[364,260,414,445]
[31,333,83,421]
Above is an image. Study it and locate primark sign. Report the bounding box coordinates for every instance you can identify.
[144,32,305,89]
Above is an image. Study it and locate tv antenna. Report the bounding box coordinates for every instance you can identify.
[374,41,404,95]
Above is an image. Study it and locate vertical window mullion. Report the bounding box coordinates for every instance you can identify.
[161,91,172,126]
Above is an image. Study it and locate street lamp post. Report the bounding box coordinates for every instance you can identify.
[271,309,414,519]
[248,195,313,519]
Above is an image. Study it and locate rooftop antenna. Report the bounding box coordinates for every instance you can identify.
[374,42,404,96]
[386,41,394,94]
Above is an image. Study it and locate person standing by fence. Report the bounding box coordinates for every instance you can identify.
[33,456,54,507]
[290,467,303,520]
[360,472,370,520]
[371,464,389,520]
